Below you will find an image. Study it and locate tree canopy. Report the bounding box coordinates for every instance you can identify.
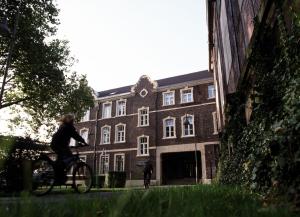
[0,0,94,136]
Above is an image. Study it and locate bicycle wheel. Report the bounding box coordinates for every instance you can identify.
[72,162,93,193]
[32,156,55,196]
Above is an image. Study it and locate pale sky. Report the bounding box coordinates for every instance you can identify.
[56,0,208,91]
[0,0,208,135]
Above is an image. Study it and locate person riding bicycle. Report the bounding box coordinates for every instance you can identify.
[50,114,88,182]
[51,114,88,161]
[143,160,153,188]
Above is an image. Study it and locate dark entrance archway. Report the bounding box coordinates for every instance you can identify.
[161,151,201,185]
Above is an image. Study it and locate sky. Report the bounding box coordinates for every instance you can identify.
[0,0,208,135]
[56,0,208,91]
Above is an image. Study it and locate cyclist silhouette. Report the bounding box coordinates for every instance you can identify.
[50,114,88,183]
[51,114,88,162]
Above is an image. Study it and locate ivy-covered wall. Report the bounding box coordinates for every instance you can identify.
[218,2,300,205]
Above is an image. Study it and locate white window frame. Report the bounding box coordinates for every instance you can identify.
[115,123,126,143]
[99,154,110,175]
[137,135,150,156]
[162,90,175,106]
[163,116,176,139]
[116,99,126,117]
[208,85,216,99]
[180,87,194,104]
[212,112,218,135]
[181,114,195,137]
[100,125,111,144]
[102,101,112,119]
[138,107,149,127]
[79,128,89,143]
[114,153,125,171]
[81,109,90,122]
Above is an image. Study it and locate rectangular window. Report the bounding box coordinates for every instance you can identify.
[81,110,90,122]
[115,124,126,143]
[99,154,109,174]
[208,85,216,99]
[101,126,110,144]
[102,102,112,119]
[164,118,176,138]
[182,115,194,137]
[138,107,149,126]
[138,136,149,156]
[116,100,126,116]
[163,91,175,106]
[80,129,89,143]
[114,154,125,171]
[181,88,193,103]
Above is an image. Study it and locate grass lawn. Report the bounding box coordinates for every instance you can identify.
[0,185,297,217]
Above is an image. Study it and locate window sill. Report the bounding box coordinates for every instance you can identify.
[162,137,177,140]
[137,125,149,128]
[207,97,215,100]
[115,141,126,144]
[136,154,150,157]
[181,135,195,138]
[180,101,194,104]
[101,117,112,120]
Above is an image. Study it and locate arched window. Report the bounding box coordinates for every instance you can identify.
[163,117,176,138]
[101,125,111,144]
[137,135,149,156]
[181,114,195,137]
[115,123,126,143]
[116,99,126,116]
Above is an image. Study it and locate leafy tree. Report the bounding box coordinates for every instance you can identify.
[0,0,94,137]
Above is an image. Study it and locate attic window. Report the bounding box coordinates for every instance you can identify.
[109,92,117,95]
[139,89,148,98]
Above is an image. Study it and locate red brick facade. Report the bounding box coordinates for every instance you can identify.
[74,71,219,186]
[207,0,262,130]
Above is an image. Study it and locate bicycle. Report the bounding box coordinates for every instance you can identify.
[31,144,93,196]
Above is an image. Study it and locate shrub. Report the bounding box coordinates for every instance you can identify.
[0,135,48,192]
[218,4,300,206]
[107,171,126,188]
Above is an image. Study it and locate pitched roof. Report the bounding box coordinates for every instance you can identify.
[156,70,211,87]
[97,85,132,98]
[97,70,211,98]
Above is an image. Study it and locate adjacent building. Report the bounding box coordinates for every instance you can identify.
[207,0,261,129]
[74,70,219,186]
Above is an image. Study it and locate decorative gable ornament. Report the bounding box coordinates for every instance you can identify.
[139,89,148,98]
[131,75,158,93]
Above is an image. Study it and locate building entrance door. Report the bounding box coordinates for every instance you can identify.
[161,151,201,185]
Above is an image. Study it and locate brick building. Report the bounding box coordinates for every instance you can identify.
[74,70,219,186]
[206,0,262,130]
[206,0,298,130]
